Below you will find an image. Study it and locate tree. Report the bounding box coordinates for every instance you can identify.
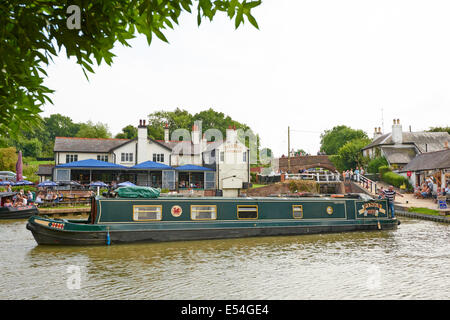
[147,107,252,142]
[0,147,18,171]
[427,126,450,134]
[193,108,249,138]
[330,138,371,171]
[0,1,261,138]
[44,114,81,141]
[76,121,111,138]
[147,108,194,140]
[320,125,369,155]
[115,125,137,139]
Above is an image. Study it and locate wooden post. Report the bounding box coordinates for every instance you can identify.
[288,126,291,173]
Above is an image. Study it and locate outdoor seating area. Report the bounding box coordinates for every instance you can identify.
[33,190,94,208]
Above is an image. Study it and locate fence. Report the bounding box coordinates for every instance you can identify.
[353,174,378,194]
[284,172,341,182]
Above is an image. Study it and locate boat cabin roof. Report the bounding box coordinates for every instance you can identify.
[0,192,17,198]
[96,193,373,201]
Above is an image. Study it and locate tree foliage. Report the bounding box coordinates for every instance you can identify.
[1,113,111,158]
[147,107,250,140]
[329,138,371,171]
[75,121,111,139]
[0,0,261,138]
[320,125,369,155]
[0,147,18,171]
[427,126,450,134]
[115,125,138,139]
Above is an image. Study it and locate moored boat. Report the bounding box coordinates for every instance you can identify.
[26,187,398,246]
[0,192,39,220]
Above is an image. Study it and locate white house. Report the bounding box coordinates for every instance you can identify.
[362,119,450,170]
[52,120,250,196]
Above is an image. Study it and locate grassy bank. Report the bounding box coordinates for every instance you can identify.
[250,184,266,189]
[407,207,440,216]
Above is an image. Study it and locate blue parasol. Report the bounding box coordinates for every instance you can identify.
[37,180,58,187]
[90,181,108,188]
[13,180,34,186]
[117,181,136,187]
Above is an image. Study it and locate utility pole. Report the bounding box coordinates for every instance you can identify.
[288,126,290,173]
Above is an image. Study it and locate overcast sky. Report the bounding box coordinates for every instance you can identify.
[42,0,450,157]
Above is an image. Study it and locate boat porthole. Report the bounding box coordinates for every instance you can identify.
[171,205,182,217]
[326,206,333,215]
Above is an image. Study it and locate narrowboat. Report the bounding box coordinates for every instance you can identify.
[0,192,39,220]
[26,187,399,246]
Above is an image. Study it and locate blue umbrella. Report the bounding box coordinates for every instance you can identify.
[14,180,34,186]
[90,181,108,188]
[0,181,12,186]
[38,180,58,187]
[117,181,136,187]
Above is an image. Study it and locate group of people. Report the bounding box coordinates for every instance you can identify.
[414,177,449,199]
[342,167,365,182]
[3,189,33,208]
[34,191,64,206]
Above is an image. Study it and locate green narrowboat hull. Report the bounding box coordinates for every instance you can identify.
[0,205,39,220]
[26,195,399,246]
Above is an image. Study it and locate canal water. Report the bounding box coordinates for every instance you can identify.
[0,216,448,300]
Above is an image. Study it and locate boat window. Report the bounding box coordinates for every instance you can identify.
[133,205,162,221]
[191,205,217,220]
[292,205,303,219]
[237,205,258,219]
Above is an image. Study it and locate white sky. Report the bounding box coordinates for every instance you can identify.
[42,0,450,157]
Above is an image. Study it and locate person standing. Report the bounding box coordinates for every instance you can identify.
[383,185,403,219]
[354,167,360,182]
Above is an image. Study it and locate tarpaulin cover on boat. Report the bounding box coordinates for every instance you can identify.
[115,186,160,198]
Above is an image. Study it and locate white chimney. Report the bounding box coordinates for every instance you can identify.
[164,123,169,143]
[226,125,237,144]
[191,121,201,145]
[137,119,148,164]
[373,127,382,140]
[391,119,403,144]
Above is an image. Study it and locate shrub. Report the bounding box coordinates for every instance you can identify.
[11,186,37,193]
[382,171,413,191]
[288,180,319,193]
[378,165,391,177]
[160,188,169,193]
[367,157,388,173]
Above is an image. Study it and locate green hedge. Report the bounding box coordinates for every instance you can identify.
[367,157,388,173]
[382,171,412,191]
[378,165,391,176]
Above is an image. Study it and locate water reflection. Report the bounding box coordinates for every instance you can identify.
[0,217,449,299]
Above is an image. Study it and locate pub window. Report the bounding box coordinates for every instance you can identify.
[237,205,258,219]
[153,153,164,163]
[191,205,217,220]
[133,205,162,221]
[220,151,224,162]
[121,153,133,162]
[292,205,303,219]
[243,152,247,162]
[66,154,78,163]
[97,155,108,162]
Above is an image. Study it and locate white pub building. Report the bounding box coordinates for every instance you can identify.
[52,120,251,197]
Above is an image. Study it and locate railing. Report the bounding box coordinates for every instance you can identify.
[352,174,378,194]
[284,172,341,182]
